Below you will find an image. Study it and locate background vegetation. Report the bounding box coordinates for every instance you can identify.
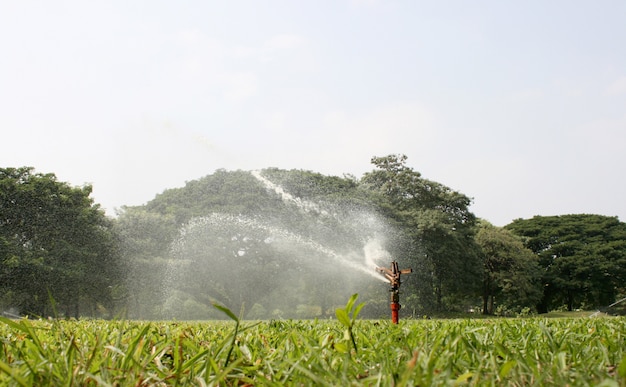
[2,155,625,319]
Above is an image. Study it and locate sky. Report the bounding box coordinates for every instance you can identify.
[1,1,625,226]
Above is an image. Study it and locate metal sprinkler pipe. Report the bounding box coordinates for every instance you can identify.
[376,261,412,324]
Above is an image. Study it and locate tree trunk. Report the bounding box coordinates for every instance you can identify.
[567,290,574,311]
[435,278,443,311]
[482,278,490,315]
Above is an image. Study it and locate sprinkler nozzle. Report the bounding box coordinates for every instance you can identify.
[376,260,412,324]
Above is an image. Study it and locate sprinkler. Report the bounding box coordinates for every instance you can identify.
[376,261,412,324]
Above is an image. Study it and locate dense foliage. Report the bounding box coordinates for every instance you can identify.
[118,168,389,320]
[506,215,626,313]
[0,167,121,318]
[475,221,542,315]
[1,314,625,385]
[361,155,481,312]
[114,156,486,319]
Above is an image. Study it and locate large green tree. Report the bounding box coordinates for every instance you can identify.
[475,221,542,315]
[506,214,626,312]
[0,167,121,317]
[360,155,481,312]
[116,168,386,319]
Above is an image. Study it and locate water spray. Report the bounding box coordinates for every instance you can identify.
[376,261,412,324]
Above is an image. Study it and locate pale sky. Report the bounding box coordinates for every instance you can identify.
[2,1,625,226]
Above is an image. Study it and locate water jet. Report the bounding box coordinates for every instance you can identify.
[162,170,396,319]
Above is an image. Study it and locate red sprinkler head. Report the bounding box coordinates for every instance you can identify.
[376,261,412,324]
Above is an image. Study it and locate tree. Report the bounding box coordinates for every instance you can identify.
[117,168,387,319]
[475,221,542,314]
[506,214,626,312]
[113,206,178,319]
[0,167,121,317]
[360,155,481,312]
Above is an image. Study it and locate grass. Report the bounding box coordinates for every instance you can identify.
[1,313,626,386]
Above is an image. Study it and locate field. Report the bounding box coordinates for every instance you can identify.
[1,312,626,386]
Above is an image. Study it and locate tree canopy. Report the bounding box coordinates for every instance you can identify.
[0,167,121,317]
[118,168,387,319]
[361,155,481,312]
[506,214,626,312]
[113,157,486,319]
[475,221,542,315]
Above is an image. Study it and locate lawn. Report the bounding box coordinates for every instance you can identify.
[1,312,625,386]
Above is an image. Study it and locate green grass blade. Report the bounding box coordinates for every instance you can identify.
[335,308,350,327]
[122,323,151,370]
[345,293,358,314]
[617,355,626,378]
[352,302,365,322]
[212,302,239,322]
[0,359,29,387]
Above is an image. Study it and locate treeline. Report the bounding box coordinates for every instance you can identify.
[1,156,625,319]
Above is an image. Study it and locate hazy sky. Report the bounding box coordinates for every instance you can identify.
[2,1,625,226]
